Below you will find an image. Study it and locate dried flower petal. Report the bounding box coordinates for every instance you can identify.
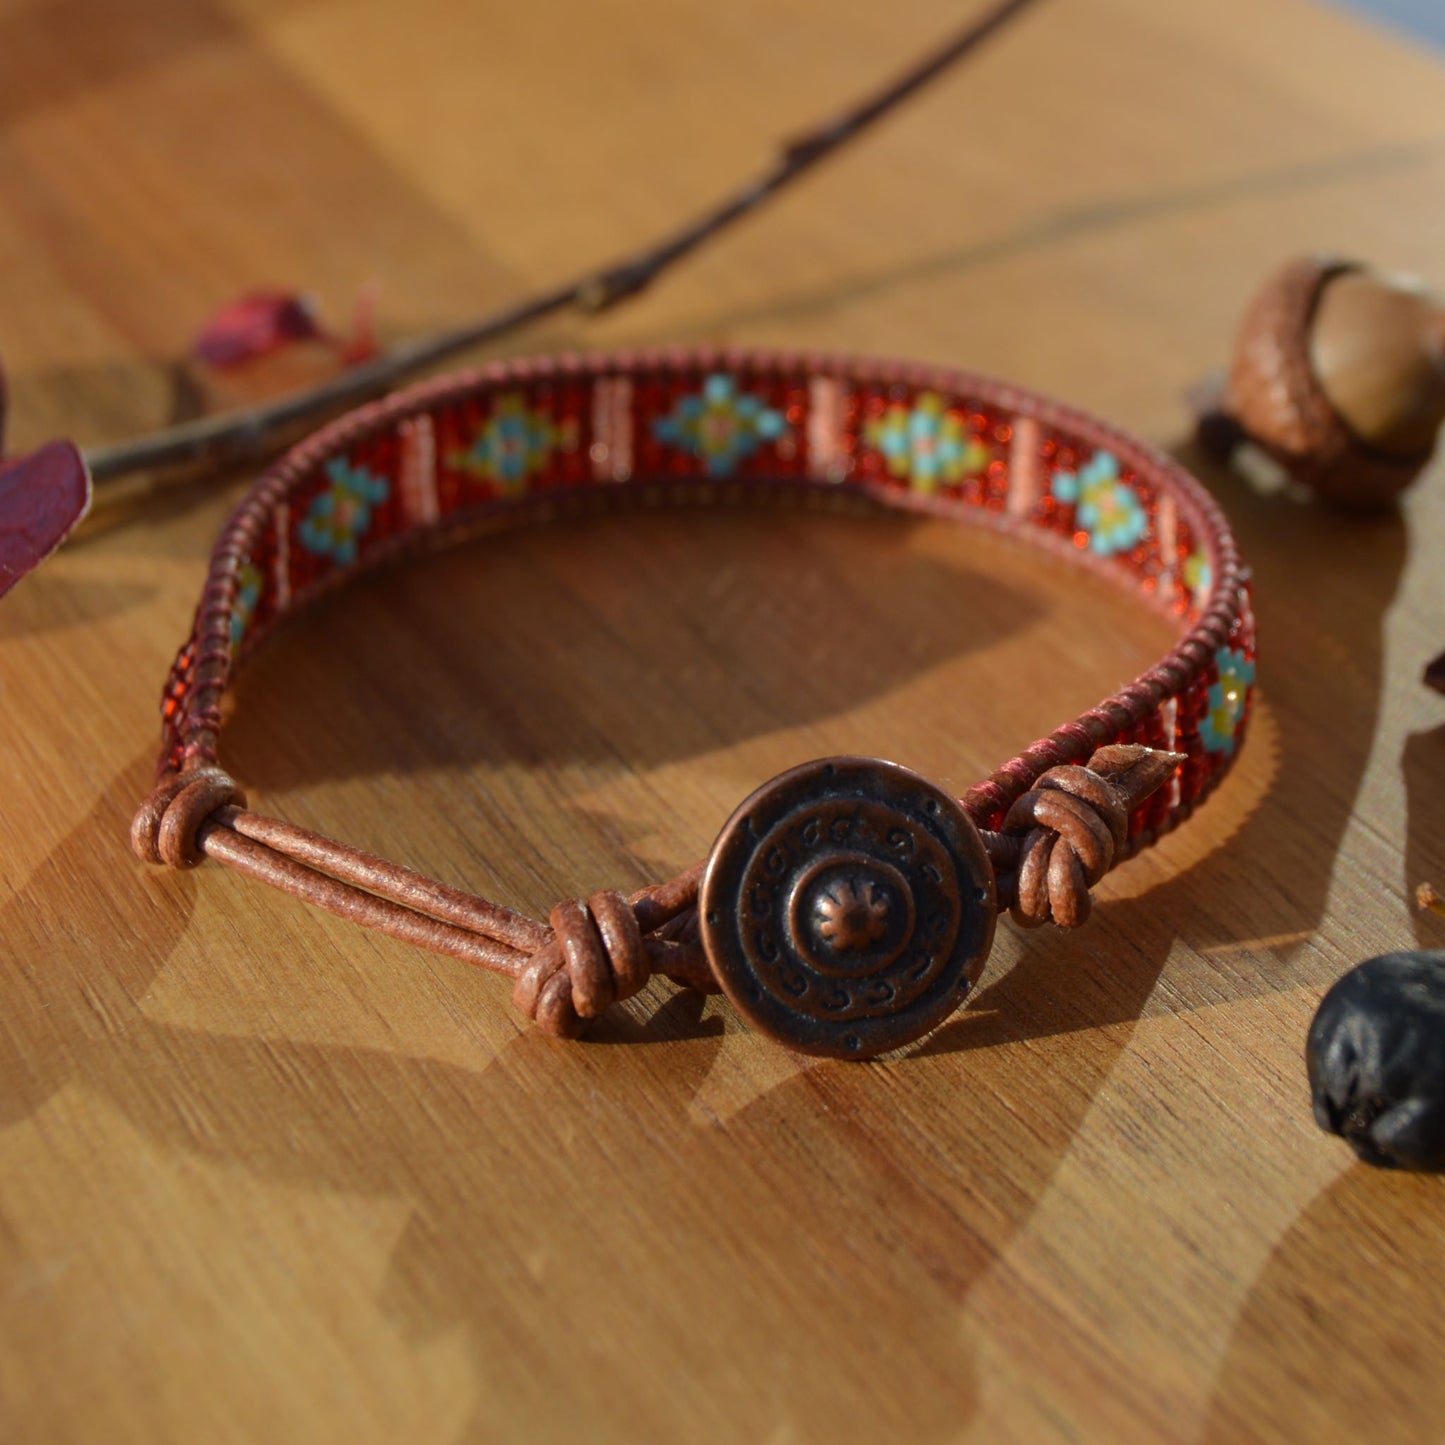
[0,441,92,598]
[192,290,329,368]
[337,281,381,366]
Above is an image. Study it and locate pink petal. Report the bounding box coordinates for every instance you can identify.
[0,441,93,598]
[192,289,329,368]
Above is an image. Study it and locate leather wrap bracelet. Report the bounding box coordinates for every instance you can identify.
[131,350,1255,1059]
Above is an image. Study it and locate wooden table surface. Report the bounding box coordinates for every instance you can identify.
[4,1,1445,1440]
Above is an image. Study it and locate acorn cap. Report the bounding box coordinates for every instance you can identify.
[1225,256,1445,507]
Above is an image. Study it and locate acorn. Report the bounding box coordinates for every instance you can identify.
[1221,257,1445,507]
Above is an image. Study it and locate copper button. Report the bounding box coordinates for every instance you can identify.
[699,756,997,1059]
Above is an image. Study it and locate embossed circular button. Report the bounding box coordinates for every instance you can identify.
[787,854,915,978]
[699,756,997,1059]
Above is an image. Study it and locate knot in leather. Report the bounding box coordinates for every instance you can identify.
[130,768,246,869]
[1002,763,1127,929]
[513,890,650,1038]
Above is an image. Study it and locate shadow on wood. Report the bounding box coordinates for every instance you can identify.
[1200,1164,1445,1442]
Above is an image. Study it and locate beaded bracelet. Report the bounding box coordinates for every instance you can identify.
[131,350,1255,1060]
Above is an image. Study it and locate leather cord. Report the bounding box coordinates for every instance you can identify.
[131,778,712,1037]
[129,745,1183,1031]
[981,744,1185,928]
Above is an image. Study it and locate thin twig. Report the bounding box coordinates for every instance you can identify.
[85,0,1047,487]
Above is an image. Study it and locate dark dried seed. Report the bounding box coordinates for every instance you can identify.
[1307,950,1445,1171]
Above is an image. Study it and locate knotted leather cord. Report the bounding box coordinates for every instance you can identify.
[133,350,1253,1039]
[981,743,1186,928]
[130,768,714,1038]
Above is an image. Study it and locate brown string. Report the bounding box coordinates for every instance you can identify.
[131,771,709,1037]
[130,767,247,868]
[132,746,1179,1035]
[220,807,548,953]
[982,744,1184,929]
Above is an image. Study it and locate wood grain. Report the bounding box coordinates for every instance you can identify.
[2,1,1444,1440]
